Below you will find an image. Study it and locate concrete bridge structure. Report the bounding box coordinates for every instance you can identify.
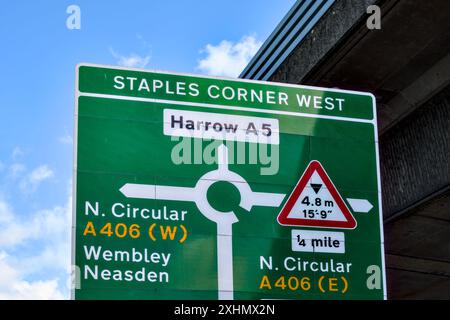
[241,0,450,299]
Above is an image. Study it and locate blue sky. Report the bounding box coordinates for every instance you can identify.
[0,1,295,299]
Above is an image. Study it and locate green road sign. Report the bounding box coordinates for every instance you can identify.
[73,63,386,300]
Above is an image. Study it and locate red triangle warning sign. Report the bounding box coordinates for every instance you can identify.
[277,160,357,229]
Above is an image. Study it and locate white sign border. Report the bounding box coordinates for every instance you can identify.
[71,63,386,300]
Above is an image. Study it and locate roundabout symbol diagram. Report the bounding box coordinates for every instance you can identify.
[119,144,286,299]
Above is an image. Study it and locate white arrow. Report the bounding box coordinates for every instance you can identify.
[119,184,196,202]
[346,198,373,213]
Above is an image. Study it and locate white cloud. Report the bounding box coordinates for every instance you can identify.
[0,192,71,299]
[110,48,150,68]
[19,165,54,193]
[58,134,73,145]
[9,194,72,275]
[0,199,69,247]
[0,253,64,300]
[197,35,262,77]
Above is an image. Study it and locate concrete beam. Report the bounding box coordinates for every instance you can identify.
[379,53,450,133]
[386,254,450,278]
[380,85,450,218]
[269,0,378,84]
